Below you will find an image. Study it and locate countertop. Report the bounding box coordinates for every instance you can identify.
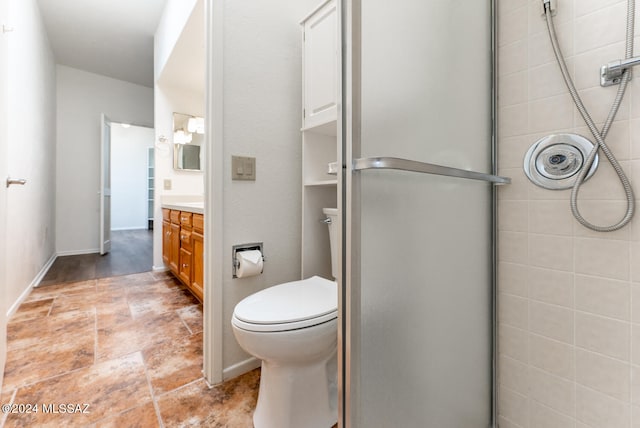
[162,202,204,215]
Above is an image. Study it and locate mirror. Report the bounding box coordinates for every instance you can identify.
[173,112,204,171]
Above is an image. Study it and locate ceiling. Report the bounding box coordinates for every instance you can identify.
[37,0,168,88]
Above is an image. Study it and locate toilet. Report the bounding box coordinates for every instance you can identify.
[231,207,339,428]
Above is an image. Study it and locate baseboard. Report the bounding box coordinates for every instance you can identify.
[152,265,169,272]
[56,248,99,256]
[222,357,261,381]
[7,252,57,317]
[110,226,148,231]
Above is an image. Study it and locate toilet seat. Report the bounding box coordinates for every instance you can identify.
[232,276,337,332]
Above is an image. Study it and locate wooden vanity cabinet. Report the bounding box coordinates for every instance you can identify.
[162,208,203,301]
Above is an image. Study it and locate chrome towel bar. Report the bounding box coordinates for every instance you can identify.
[352,157,511,185]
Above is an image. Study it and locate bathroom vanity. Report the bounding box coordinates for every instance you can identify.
[162,204,204,301]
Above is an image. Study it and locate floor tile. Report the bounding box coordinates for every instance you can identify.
[157,369,260,427]
[96,310,190,362]
[93,402,160,428]
[143,332,203,395]
[26,280,97,303]
[3,310,96,391]
[7,309,94,350]
[177,304,203,335]
[4,353,152,428]
[0,263,269,428]
[9,298,54,322]
[97,272,156,290]
[128,287,198,319]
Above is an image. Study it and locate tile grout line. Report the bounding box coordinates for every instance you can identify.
[0,389,17,427]
[178,310,194,336]
[94,306,98,366]
[141,351,166,428]
[154,377,205,400]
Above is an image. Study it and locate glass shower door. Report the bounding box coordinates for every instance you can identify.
[342,0,501,426]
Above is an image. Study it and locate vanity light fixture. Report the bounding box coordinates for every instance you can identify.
[187,117,205,134]
[174,129,193,145]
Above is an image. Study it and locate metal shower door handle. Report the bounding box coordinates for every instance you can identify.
[352,157,511,185]
[6,177,27,188]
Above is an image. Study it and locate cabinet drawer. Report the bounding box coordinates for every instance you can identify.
[163,209,170,221]
[180,211,193,228]
[170,210,181,224]
[193,214,204,234]
[180,229,192,251]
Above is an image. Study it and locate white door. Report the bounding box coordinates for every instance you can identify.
[342,0,499,426]
[0,0,9,392]
[100,114,112,255]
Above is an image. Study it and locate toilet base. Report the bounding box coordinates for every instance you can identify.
[253,351,337,428]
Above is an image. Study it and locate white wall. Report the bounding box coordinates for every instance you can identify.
[219,0,318,374]
[56,66,153,255]
[1,0,56,387]
[5,0,56,311]
[111,125,154,230]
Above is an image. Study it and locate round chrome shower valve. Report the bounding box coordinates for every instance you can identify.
[524,134,598,190]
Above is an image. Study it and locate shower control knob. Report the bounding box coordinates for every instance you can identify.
[524,134,598,190]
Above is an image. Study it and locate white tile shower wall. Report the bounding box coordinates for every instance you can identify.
[497,0,640,426]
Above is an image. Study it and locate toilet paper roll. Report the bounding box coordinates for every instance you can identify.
[236,250,264,278]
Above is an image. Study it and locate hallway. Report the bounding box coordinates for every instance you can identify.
[40,230,154,286]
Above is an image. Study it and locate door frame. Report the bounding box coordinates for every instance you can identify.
[0,0,9,395]
[100,113,112,255]
[339,0,499,426]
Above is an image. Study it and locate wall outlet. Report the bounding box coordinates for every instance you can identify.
[164,179,172,190]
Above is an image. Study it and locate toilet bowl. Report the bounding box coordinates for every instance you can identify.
[231,207,339,428]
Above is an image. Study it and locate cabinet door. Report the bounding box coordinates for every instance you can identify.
[162,220,171,265]
[191,231,204,302]
[170,223,181,274]
[303,0,338,128]
[179,247,192,286]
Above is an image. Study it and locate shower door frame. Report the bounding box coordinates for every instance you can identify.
[337,0,499,426]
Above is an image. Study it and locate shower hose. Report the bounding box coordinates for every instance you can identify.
[543,0,635,232]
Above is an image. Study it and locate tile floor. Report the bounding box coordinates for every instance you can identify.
[0,271,259,427]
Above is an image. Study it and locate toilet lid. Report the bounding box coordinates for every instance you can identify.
[233,276,337,332]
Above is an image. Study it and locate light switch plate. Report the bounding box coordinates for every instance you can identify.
[163,179,172,190]
[232,156,256,181]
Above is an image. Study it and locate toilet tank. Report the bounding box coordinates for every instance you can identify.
[322,208,338,279]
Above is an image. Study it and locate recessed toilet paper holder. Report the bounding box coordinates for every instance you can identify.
[232,242,265,278]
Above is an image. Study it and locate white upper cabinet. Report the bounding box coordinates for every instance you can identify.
[302,0,338,130]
